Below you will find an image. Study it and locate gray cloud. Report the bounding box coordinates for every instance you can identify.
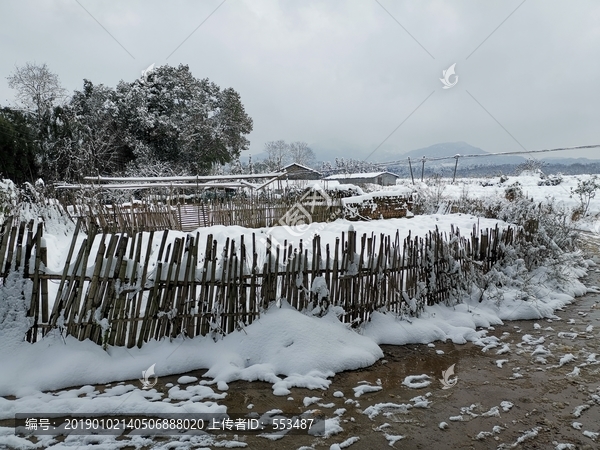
[1,0,599,160]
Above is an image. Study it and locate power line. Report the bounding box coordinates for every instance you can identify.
[369,144,600,167]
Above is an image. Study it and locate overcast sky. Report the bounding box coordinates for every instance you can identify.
[1,0,599,162]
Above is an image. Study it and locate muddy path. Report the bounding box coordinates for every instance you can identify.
[209,299,600,449]
[199,240,600,450]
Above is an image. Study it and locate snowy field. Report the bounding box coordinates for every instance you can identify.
[1,173,600,449]
[391,173,600,230]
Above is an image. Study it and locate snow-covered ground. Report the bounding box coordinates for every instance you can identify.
[395,173,600,230]
[1,173,600,449]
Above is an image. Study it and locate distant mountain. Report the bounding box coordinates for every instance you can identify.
[248,141,600,170]
[396,141,527,167]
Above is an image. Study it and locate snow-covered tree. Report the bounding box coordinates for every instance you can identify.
[334,157,378,174]
[42,80,127,181]
[117,64,253,176]
[6,62,67,126]
[7,63,253,181]
[0,108,38,183]
[229,157,243,175]
[288,141,315,167]
[320,160,333,176]
[264,140,289,171]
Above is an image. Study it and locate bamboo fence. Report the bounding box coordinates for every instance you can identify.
[64,196,347,234]
[0,215,527,348]
[60,192,412,234]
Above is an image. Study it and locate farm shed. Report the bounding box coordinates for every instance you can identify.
[283,163,322,180]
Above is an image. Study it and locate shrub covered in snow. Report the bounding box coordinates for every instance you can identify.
[538,173,563,186]
[0,271,33,349]
[0,179,19,221]
[570,175,600,217]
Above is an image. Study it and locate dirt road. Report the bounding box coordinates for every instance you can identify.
[203,243,600,450]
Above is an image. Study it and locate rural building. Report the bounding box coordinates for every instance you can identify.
[323,171,399,186]
[283,163,322,180]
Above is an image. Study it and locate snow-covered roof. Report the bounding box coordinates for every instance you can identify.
[283,163,321,173]
[324,171,399,180]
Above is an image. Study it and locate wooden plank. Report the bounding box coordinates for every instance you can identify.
[80,236,107,340]
[238,235,247,327]
[140,230,169,344]
[126,231,145,347]
[173,235,194,338]
[185,232,200,338]
[206,238,218,332]
[132,231,154,348]
[248,234,258,327]
[40,245,49,327]
[89,234,119,343]
[50,218,82,326]
[68,235,95,339]
[62,238,88,337]
[112,258,130,346]
[104,235,129,346]
[157,237,183,339]
[197,234,212,336]
[0,216,14,278]
[23,220,35,278]
[3,223,18,276]
[14,221,28,272]
[26,223,43,343]
[217,238,231,335]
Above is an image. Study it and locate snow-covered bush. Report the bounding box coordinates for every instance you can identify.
[410,183,586,307]
[538,173,562,186]
[0,179,77,240]
[570,175,600,217]
[0,179,19,222]
[504,182,523,202]
[515,158,546,176]
[0,271,33,348]
[411,175,450,214]
[474,197,583,305]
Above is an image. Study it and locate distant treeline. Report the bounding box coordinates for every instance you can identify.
[387,163,600,178]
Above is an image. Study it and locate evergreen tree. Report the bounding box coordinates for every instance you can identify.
[0,108,38,183]
[117,64,253,176]
[5,63,253,181]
